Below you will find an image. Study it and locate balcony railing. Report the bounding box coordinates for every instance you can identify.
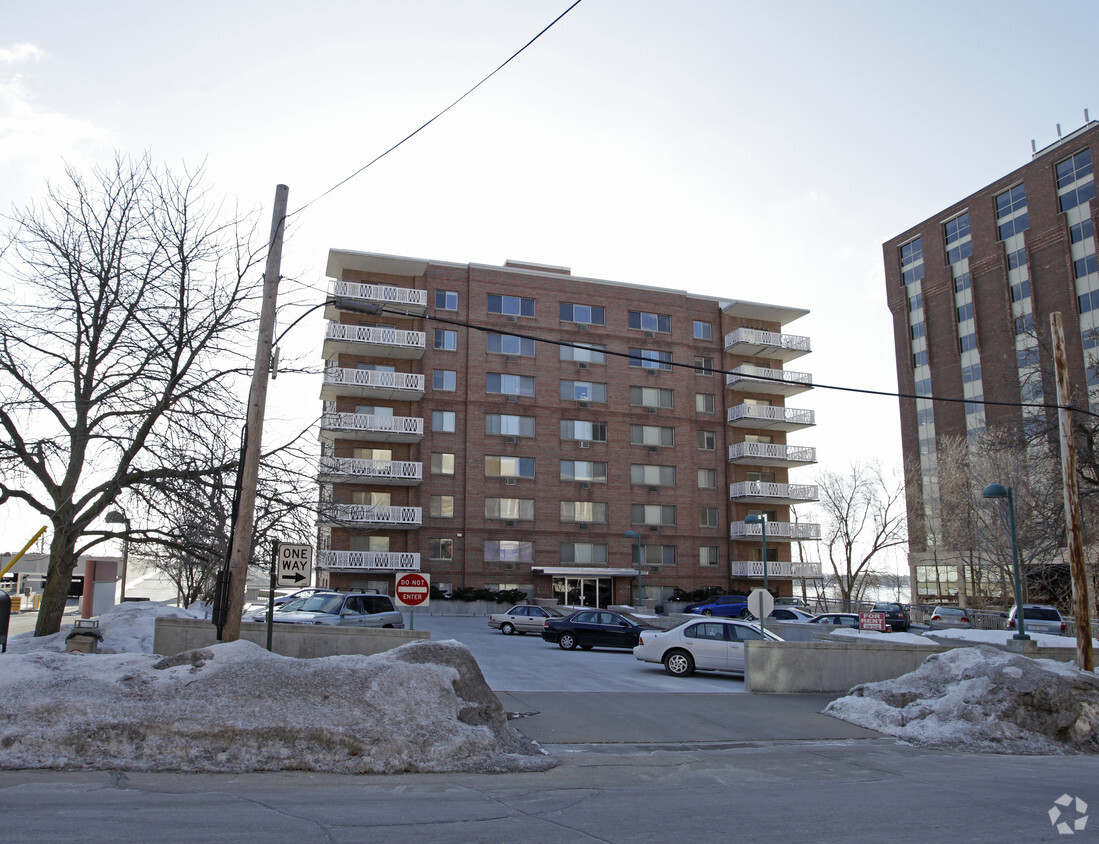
[726,365,812,396]
[325,280,428,319]
[727,442,816,466]
[320,366,425,401]
[318,503,422,528]
[318,455,422,484]
[727,403,815,430]
[724,328,811,361]
[729,561,823,578]
[316,550,421,571]
[729,481,819,504]
[319,412,424,443]
[323,321,426,359]
[729,520,821,541]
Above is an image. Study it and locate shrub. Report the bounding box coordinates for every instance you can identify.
[671,585,724,603]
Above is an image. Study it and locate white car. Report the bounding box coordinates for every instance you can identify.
[488,604,564,635]
[633,617,783,677]
[746,607,815,623]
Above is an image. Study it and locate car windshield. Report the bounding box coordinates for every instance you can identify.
[275,598,308,613]
[299,595,345,614]
[1022,607,1060,621]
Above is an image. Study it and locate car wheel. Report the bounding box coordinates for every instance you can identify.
[558,632,578,650]
[702,609,713,616]
[663,649,695,677]
[501,622,515,636]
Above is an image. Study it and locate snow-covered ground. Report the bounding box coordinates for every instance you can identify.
[1,602,554,774]
[925,627,1099,649]
[830,629,932,645]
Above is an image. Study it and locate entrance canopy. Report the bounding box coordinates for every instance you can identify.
[531,567,640,578]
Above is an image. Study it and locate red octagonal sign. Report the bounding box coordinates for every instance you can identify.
[395,572,430,607]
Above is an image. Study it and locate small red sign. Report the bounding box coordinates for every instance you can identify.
[395,573,430,607]
[859,612,887,632]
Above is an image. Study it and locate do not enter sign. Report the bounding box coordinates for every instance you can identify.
[395,573,430,607]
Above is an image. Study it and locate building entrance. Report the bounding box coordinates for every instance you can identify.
[552,576,612,608]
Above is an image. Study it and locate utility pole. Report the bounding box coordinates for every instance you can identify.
[1050,312,1093,672]
[219,184,288,642]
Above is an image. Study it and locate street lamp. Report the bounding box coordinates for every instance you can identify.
[982,483,1029,641]
[105,510,130,603]
[744,513,769,595]
[624,530,643,606]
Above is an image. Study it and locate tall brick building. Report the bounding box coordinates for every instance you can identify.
[884,121,1099,600]
[317,249,820,607]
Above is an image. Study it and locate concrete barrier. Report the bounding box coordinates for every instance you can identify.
[745,640,946,693]
[153,617,429,659]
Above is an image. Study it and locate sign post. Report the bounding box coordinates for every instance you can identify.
[267,543,312,651]
[394,572,430,629]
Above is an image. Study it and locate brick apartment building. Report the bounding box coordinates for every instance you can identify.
[884,121,1099,601]
[317,249,820,607]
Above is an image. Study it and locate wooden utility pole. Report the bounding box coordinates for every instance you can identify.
[1050,312,1094,672]
[220,184,288,642]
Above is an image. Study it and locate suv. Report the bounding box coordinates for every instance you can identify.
[269,592,405,629]
[685,594,751,618]
[871,601,910,632]
[1005,604,1066,636]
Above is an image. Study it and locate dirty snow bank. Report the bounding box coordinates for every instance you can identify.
[5,600,206,655]
[826,646,1099,754]
[0,638,555,774]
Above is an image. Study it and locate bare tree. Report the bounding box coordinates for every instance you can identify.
[816,462,908,610]
[0,155,265,635]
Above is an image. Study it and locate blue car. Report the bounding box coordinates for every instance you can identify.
[685,594,750,618]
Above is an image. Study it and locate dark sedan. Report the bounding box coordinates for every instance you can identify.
[541,610,654,651]
[871,601,910,632]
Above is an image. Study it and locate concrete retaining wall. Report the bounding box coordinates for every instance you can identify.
[153,617,429,659]
[745,640,946,693]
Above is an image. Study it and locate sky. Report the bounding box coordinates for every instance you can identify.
[2,0,1098,555]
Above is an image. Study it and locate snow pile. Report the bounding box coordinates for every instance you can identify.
[0,638,555,774]
[830,629,933,645]
[826,646,1099,754]
[926,627,1099,649]
[5,601,206,655]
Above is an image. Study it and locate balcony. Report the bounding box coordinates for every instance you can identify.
[320,366,425,401]
[729,481,818,504]
[318,456,422,485]
[323,280,428,320]
[729,561,823,578]
[724,328,811,362]
[316,550,421,572]
[729,520,821,542]
[318,503,422,530]
[319,412,424,443]
[726,365,812,396]
[322,321,426,359]
[727,403,815,431]
[727,442,816,467]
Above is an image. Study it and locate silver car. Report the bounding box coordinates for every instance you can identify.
[488,604,564,635]
[633,617,783,677]
[270,592,405,629]
[1005,604,1065,636]
[927,606,973,630]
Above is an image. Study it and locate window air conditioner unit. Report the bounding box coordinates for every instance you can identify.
[577,361,588,369]
[577,324,588,331]
[648,486,658,492]
[503,562,516,571]
[648,526,660,532]
[578,440,590,448]
[647,369,657,376]
[505,355,518,362]
[504,477,518,485]
[649,566,661,575]
[579,481,591,489]
[506,315,518,323]
[506,395,518,402]
[505,436,517,443]
[645,407,657,414]
[578,523,589,530]
[648,446,658,453]
[579,401,590,408]
[505,520,516,527]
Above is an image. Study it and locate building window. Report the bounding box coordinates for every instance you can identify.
[631,504,676,526]
[433,329,457,351]
[485,455,535,478]
[699,507,719,527]
[956,301,974,322]
[1015,313,1035,334]
[487,373,535,397]
[560,303,605,325]
[900,237,925,285]
[487,333,536,357]
[352,490,390,506]
[560,342,606,364]
[628,348,672,370]
[432,410,455,432]
[430,495,454,518]
[351,534,389,552]
[1070,219,1094,243]
[435,290,458,311]
[432,369,456,391]
[630,464,675,486]
[1075,254,1098,279]
[560,501,608,523]
[698,468,717,489]
[700,546,719,567]
[694,356,714,375]
[695,393,715,413]
[488,294,535,318]
[484,540,534,562]
[944,212,973,264]
[630,424,674,446]
[486,413,535,437]
[560,542,608,564]
[560,420,607,441]
[1056,148,1095,212]
[913,350,928,367]
[642,545,677,566]
[431,452,455,475]
[629,386,673,408]
[485,498,535,520]
[697,430,716,450]
[560,380,607,402]
[959,333,977,353]
[693,320,712,340]
[560,460,608,482]
[429,538,453,560]
[628,310,671,333]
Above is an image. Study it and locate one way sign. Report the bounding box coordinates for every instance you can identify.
[276,543,313,588]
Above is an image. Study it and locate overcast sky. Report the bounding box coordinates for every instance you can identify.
[2,0,1097,556]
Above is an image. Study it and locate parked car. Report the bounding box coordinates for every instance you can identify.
[267,592,405,628]
[247,596,314,622]
[927,606,973,630]
[808,612,861,628]
[272,587,336,608]
[774,597,810,610]
[541,610,654,650]
[1005,604,1066,636]
[871,601,910,632]
[489,604,564,635]
[746,607,815,623]
[684,594,751,618]
[633,617,784,677]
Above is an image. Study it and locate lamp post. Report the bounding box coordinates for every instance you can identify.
[624,530,643,606]
[744,513,769,595]
[982,483,1029,640]
[105,510,130,603]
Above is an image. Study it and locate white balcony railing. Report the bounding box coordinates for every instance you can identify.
[724,328,811,360]
[727,404,815,430]
[729,481,819,503]
[727,442,817,465]
[329,280,429,311]
[318,503,422,527]
[726,365,812,395]
[729,561,823,578]
[318,455,422,483]
[324,321,426,356]
[319,412,424,441]
[320,366,425,400]
[729,521,821,541]
[316,550,421,572]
